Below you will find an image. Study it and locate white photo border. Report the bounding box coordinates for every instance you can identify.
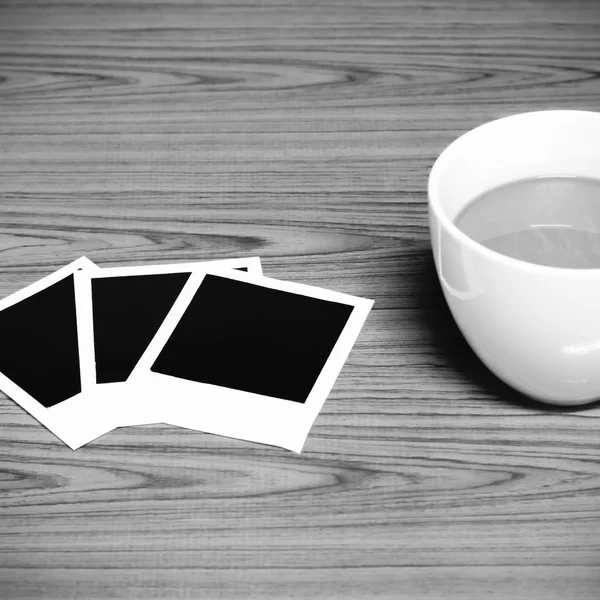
[129,268,373,452]
[74,257,264,428]
[0,257,117,449]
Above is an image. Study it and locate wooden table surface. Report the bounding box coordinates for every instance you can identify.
[1,1,600,598]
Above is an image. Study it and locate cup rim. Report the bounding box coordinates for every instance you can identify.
[428,109,600,275]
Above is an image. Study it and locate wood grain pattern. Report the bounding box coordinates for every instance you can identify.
[1,0,600,598]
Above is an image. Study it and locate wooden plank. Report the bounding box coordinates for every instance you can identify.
[1,0,600,598]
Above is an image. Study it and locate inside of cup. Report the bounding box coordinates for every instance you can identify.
[430,110,600,223]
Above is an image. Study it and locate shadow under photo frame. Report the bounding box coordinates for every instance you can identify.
[413,244,600,414]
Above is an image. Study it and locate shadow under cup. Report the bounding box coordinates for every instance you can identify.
[428,110,600,406]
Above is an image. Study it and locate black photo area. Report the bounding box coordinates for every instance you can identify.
[151,274,355,403]
[0,275,81,408]
[91,268,247,383]
[92,272,191,383]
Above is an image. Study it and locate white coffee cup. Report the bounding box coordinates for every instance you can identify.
[428,110,600,405]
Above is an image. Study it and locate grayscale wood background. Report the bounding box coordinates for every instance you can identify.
[1,1,599,598]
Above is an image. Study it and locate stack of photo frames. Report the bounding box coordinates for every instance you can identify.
[0,257,373,452]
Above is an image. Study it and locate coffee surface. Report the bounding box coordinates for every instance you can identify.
[454,176,600,268]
